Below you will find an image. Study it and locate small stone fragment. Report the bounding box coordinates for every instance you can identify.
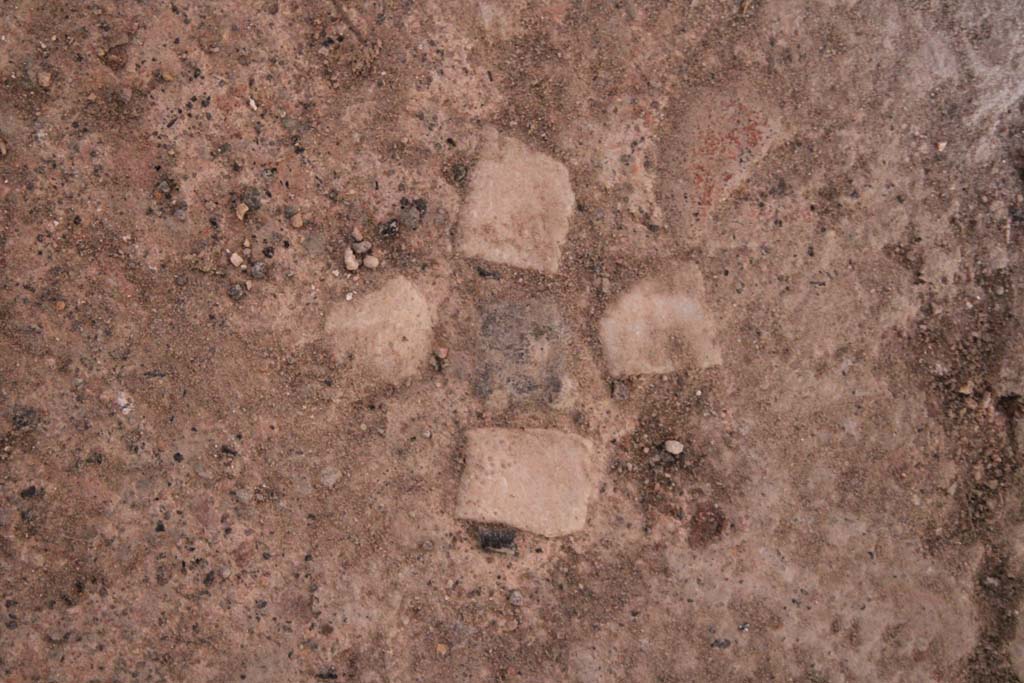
[229,252,245,268]
[228,283,246,301]
[37,71,52,89]
[11,406,39,430]
[290,213,304,228]
[101,43,129,71]
[399,196,427,230]
[477,526,517,553]
[362,254,380,269]
[378,218,399,238]
[240,186,262,211]
[611,380,630,401]
[352,226,364,241]
[449,162,468,185]
[235,202,249,221]
[250,261,267,279]
[352,240,372,255]
[343,247,359,271]
[663,440,684,456]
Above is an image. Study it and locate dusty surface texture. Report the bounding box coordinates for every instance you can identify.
[2,1,1024,681]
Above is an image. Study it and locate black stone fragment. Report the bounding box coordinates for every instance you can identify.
[477,525,517,553]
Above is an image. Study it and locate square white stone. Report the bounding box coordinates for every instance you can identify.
[457,130,575,273]
[456,428,596,537]
[599,265,722,377]
[324,276,434,383]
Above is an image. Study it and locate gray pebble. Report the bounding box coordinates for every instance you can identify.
[241,186,262,210]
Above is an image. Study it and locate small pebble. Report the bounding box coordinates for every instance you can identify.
[228,283,246,301]
[352,240,372,255]
[250,261,267,279]
[343,247,359,271]
[435,347,449,360]
[611,380,630,401]
[229,252,245,268]
[663,440,684,455]
[37,71,52,88]
[235,203,249,221]
[362,254,380,269]
[508,590,523,606]
[290,213,304,228]
[352,226,364,241]
[240,187,262,211]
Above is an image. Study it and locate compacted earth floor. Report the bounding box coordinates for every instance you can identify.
[3,1,1024,681]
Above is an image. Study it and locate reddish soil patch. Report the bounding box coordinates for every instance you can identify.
[3,1,1024,681]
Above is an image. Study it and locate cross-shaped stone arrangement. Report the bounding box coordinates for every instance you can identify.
[325,128,722,540]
